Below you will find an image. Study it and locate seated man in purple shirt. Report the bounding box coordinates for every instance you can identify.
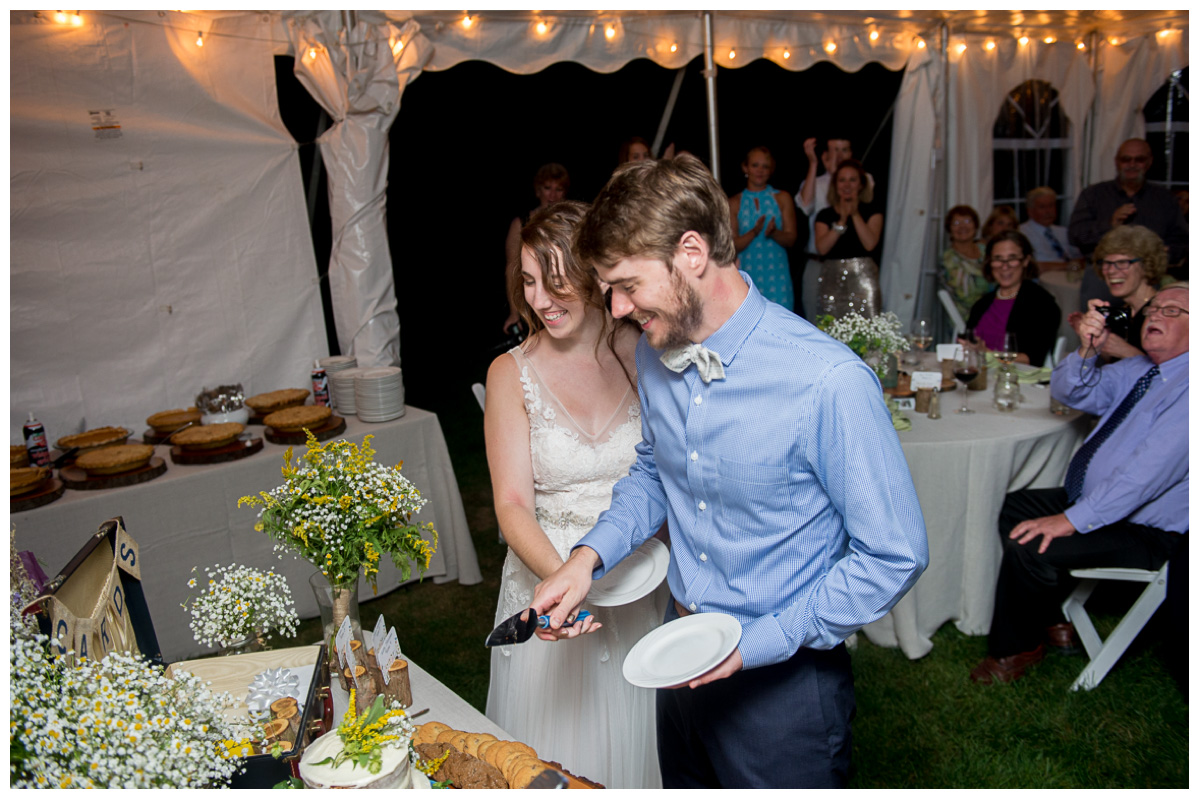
[971,282,1189,684]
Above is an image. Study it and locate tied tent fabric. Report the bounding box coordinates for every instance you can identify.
[10,11,326,441]
[285,11,431,367]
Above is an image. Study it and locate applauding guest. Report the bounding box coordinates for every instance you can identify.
[971,283,1188,685]
[485,201,664,788]
[965,231,1060,366]
[814,159,884,318]
[729,146,798,310]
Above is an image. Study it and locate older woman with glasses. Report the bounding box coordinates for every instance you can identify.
[1069,225,1167,360]
[964,231,1061,366]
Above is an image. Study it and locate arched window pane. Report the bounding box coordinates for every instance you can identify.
[1143,67,1188,191]
[992,80,1071,220]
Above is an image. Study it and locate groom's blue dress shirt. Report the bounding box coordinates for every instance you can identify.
[577,274,929,670]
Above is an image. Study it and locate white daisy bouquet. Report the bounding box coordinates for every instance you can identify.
[817,311,910,380]
[9,621,249,788]
[182,564,299,649]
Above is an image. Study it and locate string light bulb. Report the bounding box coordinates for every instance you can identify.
[670,42,677,53]
[825,41,837,54]
[1018,36,1029,46]
[195,31,203,47]
[869,30,879,42]
[728,48,736,59]
[306,46,318,60]
[391,39,404,57]
[956,42,967,55]
[916,38,926,49]
[783,48,790,59]
[1044,36,1055,44]
[605,24,616,40]
[54,11,67,24]
[985,40,996,51]
[1108,36,1121,46]
[71,12,82,26]
[1157,28,1173,38]
[461,15,472,30]
[536,21,547,35]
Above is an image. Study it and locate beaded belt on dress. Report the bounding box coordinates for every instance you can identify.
[534,508,598,529]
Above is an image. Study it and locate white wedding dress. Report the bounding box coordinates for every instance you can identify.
[486,346,666,789]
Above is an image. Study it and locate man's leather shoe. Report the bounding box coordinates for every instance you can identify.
[970,645,1046,685]
[1045,623,1080,654]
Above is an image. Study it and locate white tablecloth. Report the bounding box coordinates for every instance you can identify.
[1038,270,1084,354]
[12,408,481,662]
[861,379,1089,658]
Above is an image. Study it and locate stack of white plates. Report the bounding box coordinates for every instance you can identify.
[331,367,369,415]
[320,356,359,410]
[355,367,405,422]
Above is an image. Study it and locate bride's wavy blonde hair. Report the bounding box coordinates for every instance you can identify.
[507,200,636,387]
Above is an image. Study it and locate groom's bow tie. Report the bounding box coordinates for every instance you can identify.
[660,343,725,383]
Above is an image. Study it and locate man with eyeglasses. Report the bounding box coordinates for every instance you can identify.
[1067,139,1188,310]
[971,282,1188,685]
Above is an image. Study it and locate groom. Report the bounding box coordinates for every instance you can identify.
[531,154,928,788]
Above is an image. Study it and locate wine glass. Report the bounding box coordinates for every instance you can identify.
[996,332,1019,367]
[953,346,981,414]
[909,319,932,366]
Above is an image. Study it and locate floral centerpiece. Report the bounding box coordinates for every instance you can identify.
[182,563,299,652]
[9,613,249,787]
[238,432,437,636]
[816,311,911,382]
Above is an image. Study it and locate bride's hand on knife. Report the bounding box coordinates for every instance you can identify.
[531,547,601,641]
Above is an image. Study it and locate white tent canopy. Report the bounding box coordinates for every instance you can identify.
[10,10,1188,439]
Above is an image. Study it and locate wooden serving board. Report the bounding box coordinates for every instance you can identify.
[142,428,176,445]
[265,415,346,445]
[11,477,65,512]
[60,457,167,490]
[171,435,264,465]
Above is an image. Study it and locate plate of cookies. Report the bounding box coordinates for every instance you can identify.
[410,722,599,789]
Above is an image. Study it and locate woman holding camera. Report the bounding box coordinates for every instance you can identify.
[1071,225,1166,359]
[964,231,1060,367]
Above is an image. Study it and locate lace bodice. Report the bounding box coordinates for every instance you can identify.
[498,346,641,623]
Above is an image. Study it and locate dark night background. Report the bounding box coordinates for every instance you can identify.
[275,55,904,414]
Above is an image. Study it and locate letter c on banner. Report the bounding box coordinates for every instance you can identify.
[55,619,69,655]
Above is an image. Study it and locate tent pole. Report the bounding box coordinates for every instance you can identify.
[652,67,687,158]
[702,11,721,181]
[306,110,329,225]
[1082,30,1100,188]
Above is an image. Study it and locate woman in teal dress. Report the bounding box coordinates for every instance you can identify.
[728,146,798,310]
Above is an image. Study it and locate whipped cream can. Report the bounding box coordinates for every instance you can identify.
[23,412,50,467]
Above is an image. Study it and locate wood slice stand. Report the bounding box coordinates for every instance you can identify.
[170,435,264,465]
[11,478,65,512]
[265,415,346,445]
[247,413,267,426]
[60,457,167,490]
[142,428,176,445]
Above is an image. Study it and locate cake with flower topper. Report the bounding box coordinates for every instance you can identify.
[299,690,419,789]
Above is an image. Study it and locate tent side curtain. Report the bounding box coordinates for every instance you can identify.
[9,10,326,440]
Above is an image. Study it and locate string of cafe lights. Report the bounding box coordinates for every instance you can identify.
[39,10,1184,64]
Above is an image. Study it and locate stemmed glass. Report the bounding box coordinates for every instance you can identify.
[953,345,981,414]
[996,332,1019,367]
[908,319,932,366]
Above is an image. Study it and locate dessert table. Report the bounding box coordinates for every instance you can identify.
[12,408,482,663]
[862,374,1089,659]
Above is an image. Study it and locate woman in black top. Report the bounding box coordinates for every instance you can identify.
[1073,225,1166,359]
[965,231,1061,367]
[813,159,884,318]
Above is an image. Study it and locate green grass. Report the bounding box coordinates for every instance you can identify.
[274,387,1188,788]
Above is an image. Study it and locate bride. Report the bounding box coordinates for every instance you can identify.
[484,201,665,789]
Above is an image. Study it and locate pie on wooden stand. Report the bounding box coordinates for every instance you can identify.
[245,388,310,415]
[171,423,245,451]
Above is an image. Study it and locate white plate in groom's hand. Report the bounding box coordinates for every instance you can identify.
[586,537,669,607]
[622,612,742,689]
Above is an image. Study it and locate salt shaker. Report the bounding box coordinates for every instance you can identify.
[927,388,942,419]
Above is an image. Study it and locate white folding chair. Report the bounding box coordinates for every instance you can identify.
[938,289,966,337]
[471,382,486,413]
[1048,335,1067,367]
[1060,561,1170,691]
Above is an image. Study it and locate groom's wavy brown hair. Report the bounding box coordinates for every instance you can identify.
[508,200,636,386]
[574,153,737,272]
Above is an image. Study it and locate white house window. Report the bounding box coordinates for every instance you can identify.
[1143,67,1188,194]
[992,79,1073,222]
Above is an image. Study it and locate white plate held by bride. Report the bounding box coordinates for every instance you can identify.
[622,612,742,689]
[587,537,669,607]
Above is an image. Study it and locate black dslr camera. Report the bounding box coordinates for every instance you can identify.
[1096,304,1131,331]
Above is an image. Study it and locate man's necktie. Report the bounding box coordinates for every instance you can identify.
[660,343,725,383]
[1043,227,1068,261]
[1063,365,1160,503]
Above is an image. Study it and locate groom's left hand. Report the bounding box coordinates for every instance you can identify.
[666,648,743,689]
